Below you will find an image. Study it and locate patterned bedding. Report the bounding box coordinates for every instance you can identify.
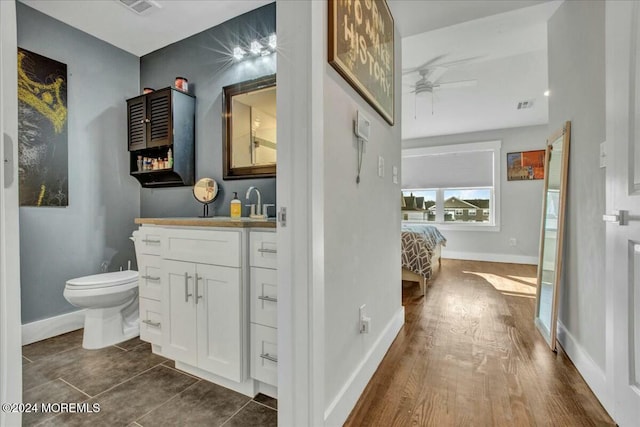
[401,224,447,280]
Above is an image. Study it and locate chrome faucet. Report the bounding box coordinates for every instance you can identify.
[245,186,262,217]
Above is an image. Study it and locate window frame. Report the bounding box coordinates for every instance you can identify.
[402,140,501,232]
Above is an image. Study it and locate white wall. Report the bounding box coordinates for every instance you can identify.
[403,124,548,264]
[0,1,23,424]
[319,4,404,426]
[548,0,607,387]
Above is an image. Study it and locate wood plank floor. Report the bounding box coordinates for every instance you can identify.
[345,259,614,427]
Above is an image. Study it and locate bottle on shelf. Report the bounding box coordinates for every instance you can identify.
[167,148,173,168]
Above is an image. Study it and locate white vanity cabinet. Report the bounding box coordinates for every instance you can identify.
[161,228,244,383]
[135,219,276,397]
[162,259,243,381]
[249,230,278,388]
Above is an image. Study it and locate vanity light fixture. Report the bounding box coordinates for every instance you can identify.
[250,40,263,55]
[232,34,276,62]
[233,47,246,61]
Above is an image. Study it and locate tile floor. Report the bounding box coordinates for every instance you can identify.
[21,330,277,427]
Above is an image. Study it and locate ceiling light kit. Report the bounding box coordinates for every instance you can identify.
[403,55,479,116]
[233,34,277,61]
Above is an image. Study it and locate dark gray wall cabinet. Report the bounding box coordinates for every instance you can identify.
[127,87,195,187]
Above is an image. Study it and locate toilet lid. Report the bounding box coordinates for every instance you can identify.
[66,270,138,290]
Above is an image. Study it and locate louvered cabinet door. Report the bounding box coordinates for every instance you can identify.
[127,96,147,151]
[147,89,172,148]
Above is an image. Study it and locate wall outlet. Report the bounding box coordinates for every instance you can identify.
[359,304,371,334]
[509,237,517,247]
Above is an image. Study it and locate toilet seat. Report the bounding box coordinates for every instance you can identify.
[66,270,138,290]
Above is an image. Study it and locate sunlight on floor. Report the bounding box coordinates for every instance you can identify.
[463,271,537,298]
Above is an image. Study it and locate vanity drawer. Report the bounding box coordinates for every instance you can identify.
[251,267,277,328]
[251,323,277,387]
[136,227,163,255]
[138,254,162,301]
[250,231,277,269]
[162,228,241,267]
[139,297,162,346]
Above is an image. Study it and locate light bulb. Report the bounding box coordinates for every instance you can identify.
[250,40,262,55]
[233,47,245,60]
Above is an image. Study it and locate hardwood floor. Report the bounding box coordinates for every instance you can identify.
[345,259,614,427]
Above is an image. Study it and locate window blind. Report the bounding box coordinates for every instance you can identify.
[402,150,494,188]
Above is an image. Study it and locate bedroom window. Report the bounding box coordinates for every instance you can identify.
[401,140,501,231]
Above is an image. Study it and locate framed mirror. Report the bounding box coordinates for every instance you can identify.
[535,121,571,351]
[223,75,276,179]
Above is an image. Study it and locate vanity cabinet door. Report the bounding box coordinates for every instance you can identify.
[162,259,197,366]
[196,263,243,382]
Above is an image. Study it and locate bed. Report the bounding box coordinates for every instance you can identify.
[401,224,447,296]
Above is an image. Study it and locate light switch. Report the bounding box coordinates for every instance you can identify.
[378,156,384,177]
[392,166,398,184]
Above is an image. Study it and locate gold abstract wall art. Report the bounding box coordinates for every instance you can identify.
[18,48,68,206]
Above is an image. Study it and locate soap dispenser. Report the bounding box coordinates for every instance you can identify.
[230,192,241,218]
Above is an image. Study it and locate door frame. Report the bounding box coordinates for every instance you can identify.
[0,1,23,425]
[276,0,326,425]
[605,1,640,424]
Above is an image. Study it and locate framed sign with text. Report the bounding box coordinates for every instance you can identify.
[329,0,394,125]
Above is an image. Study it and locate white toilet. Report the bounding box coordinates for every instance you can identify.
[63,270,139,349]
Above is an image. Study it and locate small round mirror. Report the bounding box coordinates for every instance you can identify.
[193,178,218,217]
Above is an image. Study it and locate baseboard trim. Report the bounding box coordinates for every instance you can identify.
[324,306,405,426]
[175,361,257,397]
[22,310,85,345]
[442,250,538,265]
[556,321,612,414]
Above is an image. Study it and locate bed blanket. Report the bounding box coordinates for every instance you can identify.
[401,224,446,280]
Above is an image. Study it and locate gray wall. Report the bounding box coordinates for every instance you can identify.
[139,4,276,218]
[403,124,548,263]
[548,1,606,370]
[17,3,140,323]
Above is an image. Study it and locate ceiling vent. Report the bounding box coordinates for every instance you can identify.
[117,0,162,15]
[517,100,535,110]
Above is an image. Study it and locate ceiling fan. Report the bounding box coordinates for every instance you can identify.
[403,55,479,115]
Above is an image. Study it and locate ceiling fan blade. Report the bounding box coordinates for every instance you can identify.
[430,55,484,69]
[434,79,478,90]
[402,54,448,75]
[426,67,447,83]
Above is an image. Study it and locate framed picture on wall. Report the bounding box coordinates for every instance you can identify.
[17,48,68,206]
[507,150,546,181]
[328,0,395,125]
